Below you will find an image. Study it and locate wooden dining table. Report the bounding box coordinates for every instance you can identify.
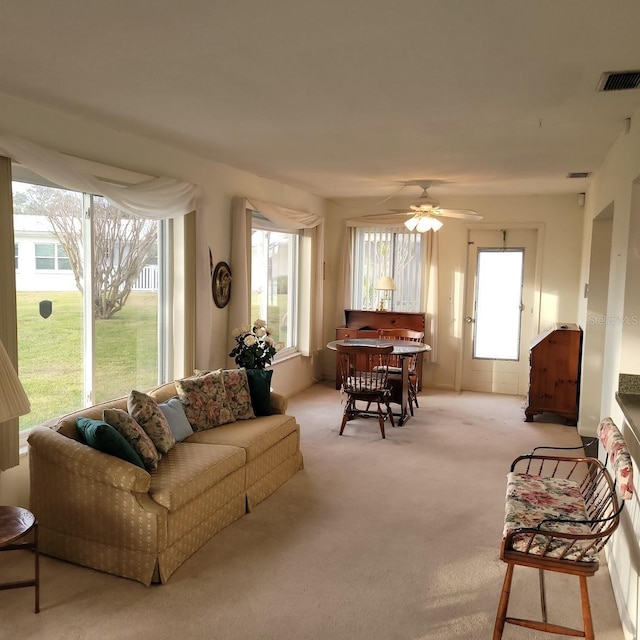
[327,338,431,426]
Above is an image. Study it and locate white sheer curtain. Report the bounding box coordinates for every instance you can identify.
[0,134,202,219]
[229,197,324,360]
[341,212,438,361]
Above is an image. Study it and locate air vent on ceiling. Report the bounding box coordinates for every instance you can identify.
[567,172,591,179]
[597,70,640,92]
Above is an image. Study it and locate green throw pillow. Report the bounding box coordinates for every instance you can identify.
[245,369,273,416]
[76,417,145,469]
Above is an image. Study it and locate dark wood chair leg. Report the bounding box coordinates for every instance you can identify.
[340,398,352,435]
[493,562,514,640]
[377,401,386,438]
[34,523,39,614]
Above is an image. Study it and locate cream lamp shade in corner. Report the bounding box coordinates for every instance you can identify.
[375,276,396,292]
[375,276,396,311]
[0,339,30,423]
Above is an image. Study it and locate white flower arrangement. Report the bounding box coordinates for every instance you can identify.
[229,319,277,369]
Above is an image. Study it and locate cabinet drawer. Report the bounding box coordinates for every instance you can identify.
[336,328,359,339]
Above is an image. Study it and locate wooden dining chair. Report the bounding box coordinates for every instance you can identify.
[336,344,394,438]
[378,328,424,415]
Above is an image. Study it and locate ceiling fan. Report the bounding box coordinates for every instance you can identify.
[393,180,483,232]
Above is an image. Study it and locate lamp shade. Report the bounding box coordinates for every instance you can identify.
[0,339,30,423]
[375,276,396,291]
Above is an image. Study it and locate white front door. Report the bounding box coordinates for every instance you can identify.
[462,228,538,395]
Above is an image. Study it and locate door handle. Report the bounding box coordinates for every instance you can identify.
[465,316,475,324]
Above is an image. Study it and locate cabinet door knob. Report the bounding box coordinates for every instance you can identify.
[465,316,475,324]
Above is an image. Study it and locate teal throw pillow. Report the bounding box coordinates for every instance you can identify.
[158,397,194,442]
[76,417,145,469]
[245,369,273,416]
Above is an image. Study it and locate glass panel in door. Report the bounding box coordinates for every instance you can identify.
[462,228,538,395]
[473,249,524,360]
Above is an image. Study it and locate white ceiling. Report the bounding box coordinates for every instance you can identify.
[2,1,640,199]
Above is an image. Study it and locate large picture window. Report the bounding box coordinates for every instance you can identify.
[251,212,299,353]
[13,179,164,429]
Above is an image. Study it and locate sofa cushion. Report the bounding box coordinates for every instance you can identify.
[175,371,235,431]
[157,397,194,442]
[103,408,161,471]
[76,417,146,469]
[128,390,176,455]
[245,369,274,416]
[185,413,298,462]
[149,442,246,512]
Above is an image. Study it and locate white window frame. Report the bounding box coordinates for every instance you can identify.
[251,211,300,358]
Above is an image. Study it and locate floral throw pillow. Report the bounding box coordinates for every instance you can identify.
[221,369,255,420]
[194,368,257,420]
[176,371,236,431]
[103,408,161,472]
[127,389,176,455]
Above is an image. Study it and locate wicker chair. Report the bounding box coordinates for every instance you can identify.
[493,417,634,639]
[336,344,394,439]
[377,328,424,415]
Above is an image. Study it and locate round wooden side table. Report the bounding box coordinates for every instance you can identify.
[0,506,39,613]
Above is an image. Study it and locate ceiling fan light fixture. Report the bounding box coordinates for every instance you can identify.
[404,215,419,231]
[405,212,443,233]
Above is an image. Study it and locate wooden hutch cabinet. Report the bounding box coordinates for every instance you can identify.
[525,323,582,425]
[335,309,426,390]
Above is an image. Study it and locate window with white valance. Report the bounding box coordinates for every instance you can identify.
[229,197,324,361]
[0,135,201,470]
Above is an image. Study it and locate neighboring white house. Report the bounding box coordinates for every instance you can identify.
[14,214,76,292]
[14,214,157,292]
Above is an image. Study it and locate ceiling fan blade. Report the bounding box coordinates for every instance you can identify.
[432,209,483,220]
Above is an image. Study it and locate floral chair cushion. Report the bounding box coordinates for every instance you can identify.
[503,472,598,562]
[127,390,176,455]
[176,371,236,431]
[343,373,388,393]
[103,407,161,471]
[598,417,635,500]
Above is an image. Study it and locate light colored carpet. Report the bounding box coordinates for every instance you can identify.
[0,384,624,639]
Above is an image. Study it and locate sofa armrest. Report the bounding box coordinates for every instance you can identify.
[270,392,288,414]
[28,426,151,493]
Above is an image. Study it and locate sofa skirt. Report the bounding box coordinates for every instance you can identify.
[245,431,304,511]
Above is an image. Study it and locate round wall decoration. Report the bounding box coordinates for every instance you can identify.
[212,261,232,308]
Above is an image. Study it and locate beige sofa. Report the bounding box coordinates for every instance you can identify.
[27,380,303,586]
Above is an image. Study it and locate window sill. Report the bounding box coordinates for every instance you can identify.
[272,350,302,366]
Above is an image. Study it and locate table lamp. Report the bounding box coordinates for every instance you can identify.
[0,339,30,424]
[375,276,396,311]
